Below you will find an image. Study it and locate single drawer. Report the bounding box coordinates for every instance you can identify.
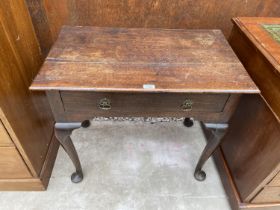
[269,173,280,187]
[0,121,13,146]
[61,92,229,118]
[0,147,32,179]
[252,186,280,203]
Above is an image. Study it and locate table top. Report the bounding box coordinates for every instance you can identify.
[233,17,280,75]
[232,17,280,122]
[30,26,258,93]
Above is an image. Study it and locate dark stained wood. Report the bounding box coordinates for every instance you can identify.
[233,17,280,69]
[222,95,280,202]
[46,91,68,121]
[25,0,54,56]
[61,92,229,115]
[217,17,280,209]
[30,26,258,94]
[48,28,238,63]
[216,94,241,123]
[213,148,242,210]
[40,133,60,188]
[194,123,228,181]
[0,0,56,190]
[43,0,70,41]
[60,92,230,122]
[49,91,241,124]
[54,123,84,183]
[32,26,258,183]
[214,148,280,210]
[230,17,280,122]
[26,0,280,54]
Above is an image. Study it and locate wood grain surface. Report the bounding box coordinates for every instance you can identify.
[60,92,229,121]
[221,95,280,202]
[233,17,280,74]
[230,17,280,122]
[214,147,280,210]
[47,90,240,123]
[0,121,13,146]
[26,0,280,54]
[30,26,258,93]
[0,147,32,179]
[25,0,54,57]
[269,173,280,187]
[61,92,228,113]
[0,0,54,177]
[252,186,280,203]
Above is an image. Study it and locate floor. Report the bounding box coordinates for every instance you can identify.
[0,120,231,210]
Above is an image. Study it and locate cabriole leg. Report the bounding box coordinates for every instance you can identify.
[183,117,194,127]
[194,122,228,181]
[54,120,90,183]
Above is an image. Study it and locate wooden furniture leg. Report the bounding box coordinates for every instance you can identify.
[183,117,194,127]
[54,120,90,183]
[194,122,228,181]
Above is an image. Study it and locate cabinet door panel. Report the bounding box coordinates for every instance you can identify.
[269,173,280,187]
[252,187,280,203]
[0,121,13,146]
[0,147,31,179]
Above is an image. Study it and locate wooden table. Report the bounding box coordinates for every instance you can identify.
[30,26,258,183]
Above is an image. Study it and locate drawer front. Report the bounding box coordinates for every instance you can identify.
[61,92,229,119]
[269,173,280,187]
[0,147,32,179]
[0,121,13,146]
[252,187,280,203]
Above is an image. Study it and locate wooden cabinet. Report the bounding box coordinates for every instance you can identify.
[215,17,280,210]
[0,147,32,179]
[0,121,13,146]
[0,1,58,190]
[218,95,280,208]
[269,173,280,187]
[0,120,31,179]
[252,187,280,204]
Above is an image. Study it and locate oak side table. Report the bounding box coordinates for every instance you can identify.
[30,26,258,183]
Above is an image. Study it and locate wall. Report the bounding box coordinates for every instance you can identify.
[26,0,280,56]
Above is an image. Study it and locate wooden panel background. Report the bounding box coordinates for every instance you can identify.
[25,0,280,56]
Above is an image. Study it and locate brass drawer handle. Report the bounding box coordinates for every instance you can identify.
[181,99,193,111]
[98,98,111,110]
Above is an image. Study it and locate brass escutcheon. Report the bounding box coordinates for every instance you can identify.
[181,99,193,111]
[98,98,111,110]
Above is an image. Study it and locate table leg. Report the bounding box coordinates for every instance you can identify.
[194,122,228,181]
[183,117,194,127]
[54,120,90,183]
